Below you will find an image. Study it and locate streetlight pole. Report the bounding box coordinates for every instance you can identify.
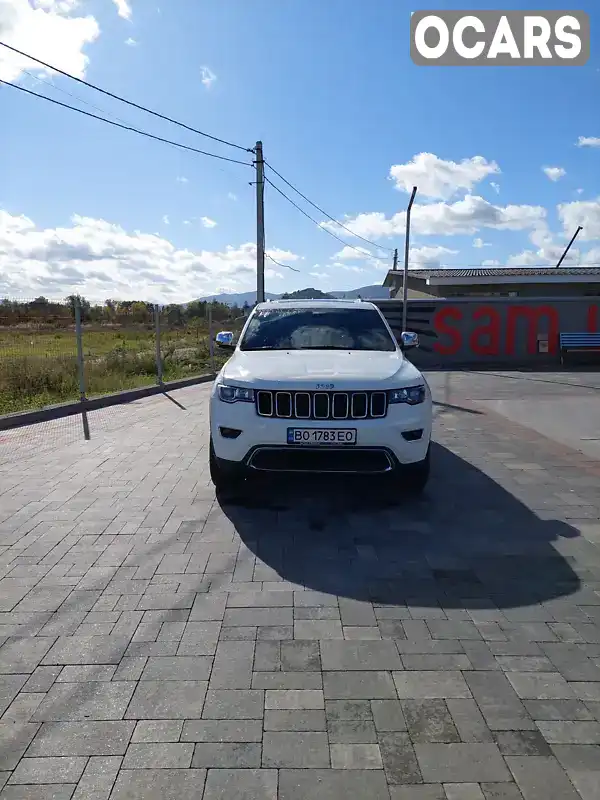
[402,186,417,332]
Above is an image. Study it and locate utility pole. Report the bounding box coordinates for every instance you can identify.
[254,141,265,303]
[555,226,582,268]
[402,186,417,332]
[392,248,398,271]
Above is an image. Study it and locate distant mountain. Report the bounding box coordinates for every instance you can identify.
[199,291,279,306]
[280,288,334,300]
[199,284,389,306]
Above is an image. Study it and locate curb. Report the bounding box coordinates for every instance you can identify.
[0,374,214,432]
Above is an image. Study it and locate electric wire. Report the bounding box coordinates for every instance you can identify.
[0,40,252,153]
[265,161,394,253]
[0,79,253,167]
[265,176,390,262]
[266,253,301,273]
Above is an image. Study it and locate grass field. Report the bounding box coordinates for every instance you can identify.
[0,324,230,415]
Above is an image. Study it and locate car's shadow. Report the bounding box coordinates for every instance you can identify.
[217,443,581,610]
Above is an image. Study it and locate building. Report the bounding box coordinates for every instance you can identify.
[383,267,600,299]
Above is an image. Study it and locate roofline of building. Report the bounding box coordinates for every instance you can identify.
[383,268,600,288]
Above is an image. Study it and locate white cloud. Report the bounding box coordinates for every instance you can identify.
[324,196,546,240]
[473,238,491,248]
[333,246,373,261]
[200,66,216,89]
[481,259,500,266]
[581,247,600,264]
[558,198,600,241]
[389,153,500,200]
[0,209,301,302]
[200,217,217,229]
[162,215,169,225]
[176,176,189,184]
[507,250,547,267]
[543,166,566,182]
[309,272,328,280]
[576,136,600,148]
[124,36,137,46]
[409,245,458,268]
[490,182,500,194]
[112,0,131,20]
[0,0,100,81]
[227,192,238,202]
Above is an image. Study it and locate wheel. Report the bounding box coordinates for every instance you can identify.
[209,438,246,501]
[402,446,430,495]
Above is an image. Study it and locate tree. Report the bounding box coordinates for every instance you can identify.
[66,294,91,321]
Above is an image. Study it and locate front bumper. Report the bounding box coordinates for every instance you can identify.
[210,392,432,473]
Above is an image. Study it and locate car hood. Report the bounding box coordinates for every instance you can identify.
[219,349,423,388]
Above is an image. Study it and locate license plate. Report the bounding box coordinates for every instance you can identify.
[287,428,357,445]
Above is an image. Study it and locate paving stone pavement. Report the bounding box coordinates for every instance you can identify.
[1,374,600,799]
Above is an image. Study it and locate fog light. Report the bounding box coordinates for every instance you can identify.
[402,429,423,442]
[219,427,242,439]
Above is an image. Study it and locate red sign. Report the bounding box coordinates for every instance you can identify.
[433,302,599,356]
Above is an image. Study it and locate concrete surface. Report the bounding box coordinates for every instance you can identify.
[0,372,599,800]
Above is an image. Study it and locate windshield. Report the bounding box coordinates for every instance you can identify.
[239,307,397,352]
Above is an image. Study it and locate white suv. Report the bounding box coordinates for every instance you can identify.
[209,299,432,495]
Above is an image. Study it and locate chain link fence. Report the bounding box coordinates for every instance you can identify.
[0,298,79,415]
[0,297,247,416]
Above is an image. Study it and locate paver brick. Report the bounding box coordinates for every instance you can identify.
[125,680,208,719]
[320,640,402,671]
[123,742,194,768]
[27,721,135,757]
[415,743,511,783]
[9,756,87,784]
[110,768,207,800]
[202,769,277,800]
[262,731,329,768]
[32,682,135,721]
[278,768,390,800]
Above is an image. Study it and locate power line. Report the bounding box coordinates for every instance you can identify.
[0,40,251,153]
[265,176,389,262]
[265,161,394,253]
[20,69,132,127]
[266,253,301,273]
[0,79,253,167]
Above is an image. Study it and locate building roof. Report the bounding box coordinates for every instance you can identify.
[383,266,600,287]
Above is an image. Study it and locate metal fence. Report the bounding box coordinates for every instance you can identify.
[0,297,241,416]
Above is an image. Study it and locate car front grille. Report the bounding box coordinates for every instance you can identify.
[255,390,388,420]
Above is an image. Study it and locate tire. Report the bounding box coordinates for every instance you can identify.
[402,446,430,495]
[209,438,246,501]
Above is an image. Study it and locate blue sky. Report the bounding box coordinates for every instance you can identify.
[0,0,599,302]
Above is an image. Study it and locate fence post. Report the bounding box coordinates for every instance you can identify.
[74,297,87,403]
[154,304,163,386]
[74,297,90,440]
[208,305,215,374]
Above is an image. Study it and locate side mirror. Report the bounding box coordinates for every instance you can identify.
[400,331,419,350]
[215,331,235,349]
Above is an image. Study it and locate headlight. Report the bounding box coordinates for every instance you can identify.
[218,384,255,403]
[389,385,426,405]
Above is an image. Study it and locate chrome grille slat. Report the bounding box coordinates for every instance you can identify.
[255,390,387,420]
[351,392,368,419]
[275,391,292,418]
[332,393,349,420]
[294,392,311,419]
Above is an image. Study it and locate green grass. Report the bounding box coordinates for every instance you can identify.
[0,325,230,415]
